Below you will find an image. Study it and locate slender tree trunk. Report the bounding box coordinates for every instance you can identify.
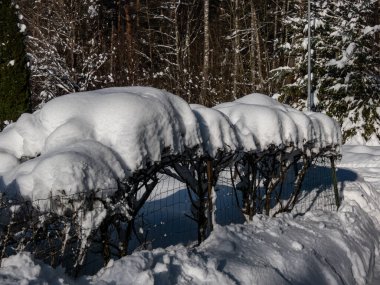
[272,0,279,71]
[185,9,191,102]
[201,0,210,105]
[124,1,134,84]
[110,24,115,78]
[251,0,264,89]
[249,0,256,87]
[233,0,240,100]
[174,0,182,94]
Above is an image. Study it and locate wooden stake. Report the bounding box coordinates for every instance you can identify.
[330,157,340,209]
[207,160,214,232]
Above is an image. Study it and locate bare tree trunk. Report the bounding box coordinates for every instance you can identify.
[110,23,115,78]
[124,1,134,84]
[272,0,279,71]
[174,0,182,94]
[144,0,154,77]
[249,0,256,88]
[232,0,240,100]
[185,13,192,102]
[251,0,264,89]
[201,0,210,105]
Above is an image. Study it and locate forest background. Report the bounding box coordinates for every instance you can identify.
[1,0,379,142]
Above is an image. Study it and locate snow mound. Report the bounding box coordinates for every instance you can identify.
[215,93,341,153]
[0,87,202,199]
[93,246,236,285]
[190,104,240,157]
[214,102,295,151]
[0,87,201,168]
[0,152,19,173]
[2,140,125,202]
[234,93,288,111]
[0,252,73,285]
[307,111,342,152]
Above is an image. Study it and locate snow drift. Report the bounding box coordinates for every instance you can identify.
[0,146,379,285]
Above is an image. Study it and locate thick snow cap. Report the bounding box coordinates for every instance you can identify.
[190,104,240,157]
[0,89,341,203]
[214,93,341,153]
[0,87,202,199]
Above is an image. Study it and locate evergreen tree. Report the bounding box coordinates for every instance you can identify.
[0,0,30,129]
[272,0,380,143]
[318,0,380,142]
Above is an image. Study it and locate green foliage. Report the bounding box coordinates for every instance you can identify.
[0,0,30,129]
[273,0,380,143]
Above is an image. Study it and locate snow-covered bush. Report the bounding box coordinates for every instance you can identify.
[0,87,202,272]
[0,87,341,274]
[214,94,341,218]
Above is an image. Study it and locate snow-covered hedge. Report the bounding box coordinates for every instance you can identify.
[0,87,340,198]
[214,94,341,153]
[0,87,201,199]
[0,87,341,274]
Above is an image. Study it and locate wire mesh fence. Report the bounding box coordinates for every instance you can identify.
[128,157,337,252]
[131,175,197,251]
[269,158,337,215]
[0,154,339,276]
[291,160,337,214]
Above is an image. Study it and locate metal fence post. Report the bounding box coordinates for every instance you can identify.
[330,157,340,209]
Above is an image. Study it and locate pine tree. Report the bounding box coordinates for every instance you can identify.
[271,0,380,143]
[0,0,30,129]
[318,0,380,142]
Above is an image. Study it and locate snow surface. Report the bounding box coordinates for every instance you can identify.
[1,145,380,284]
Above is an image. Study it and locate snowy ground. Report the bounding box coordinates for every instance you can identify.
[1,145,380,285]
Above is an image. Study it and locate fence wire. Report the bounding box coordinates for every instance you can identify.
[291,159,336,214]
[129,158,336,251]
[0,156,338,276]
[131,174,197,251]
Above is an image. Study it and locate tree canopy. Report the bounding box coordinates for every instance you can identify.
[4,0,380,142]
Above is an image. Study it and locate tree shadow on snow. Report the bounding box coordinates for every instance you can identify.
[277,165,358,215]
[130,185,245,252]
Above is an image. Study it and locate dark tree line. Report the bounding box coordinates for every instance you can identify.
[0,0,30,129]
[1,0,380,141]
